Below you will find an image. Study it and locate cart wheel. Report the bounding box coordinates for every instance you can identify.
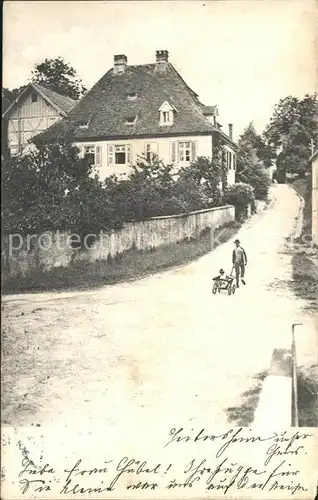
[212,283,218,294]
[228,286,232,295]
[232,284,236,294]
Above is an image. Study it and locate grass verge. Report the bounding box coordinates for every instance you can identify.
[291,177,312,236]
[2,221,241,294]
[225,371,268,426]
[290,178,317,426]
[297,365,318,426]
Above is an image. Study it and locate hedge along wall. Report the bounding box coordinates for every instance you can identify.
[2,204,235,281]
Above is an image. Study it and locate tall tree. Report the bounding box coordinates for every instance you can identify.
[238,122,274,168]
[31,57,87,100]
[236,123,271,200]
[265,93,318,177]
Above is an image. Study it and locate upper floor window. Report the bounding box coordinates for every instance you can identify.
[158,101,176,126]
[225,150,236,170]
[31,91,38,103]
[125,115,137,125]
[127,93,138,101]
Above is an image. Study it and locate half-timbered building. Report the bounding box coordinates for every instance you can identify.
[2,83,75,155]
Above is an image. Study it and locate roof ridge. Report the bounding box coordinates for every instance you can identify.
[36,57,237,144]
[168,63,217,131]
[33,82,75,103]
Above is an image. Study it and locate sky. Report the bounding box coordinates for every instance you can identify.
[3,0,317,138]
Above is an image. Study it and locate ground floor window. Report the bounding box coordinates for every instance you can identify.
[107,144,131,165]
[179,141,191,162]
[83,145,101,166]
[145,142,158,162]
[171,141,197,163]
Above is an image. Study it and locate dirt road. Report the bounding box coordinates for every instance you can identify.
[2,185,316,428]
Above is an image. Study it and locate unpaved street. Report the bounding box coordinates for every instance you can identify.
[2,185,317,428]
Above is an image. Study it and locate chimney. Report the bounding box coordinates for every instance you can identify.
[229,123,233,140]
[114,54,127,74]
[155,50,169,71]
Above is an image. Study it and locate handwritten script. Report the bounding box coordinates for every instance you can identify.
[16,427,313,497]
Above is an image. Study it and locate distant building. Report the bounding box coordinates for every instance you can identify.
[36,50,237,185]
[2,82,75,155]
[310,151,318,245]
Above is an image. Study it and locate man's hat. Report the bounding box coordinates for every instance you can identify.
[234,239,240,244]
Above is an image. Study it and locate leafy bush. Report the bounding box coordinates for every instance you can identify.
[107,155,220,221]
[1,141,123,238]
[2,148,227,240]
[225,182,255,220]
[237,164,271,200]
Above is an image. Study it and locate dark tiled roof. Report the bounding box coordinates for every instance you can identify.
[38,62,237,143]
[33,83,75,114]
[202,105,218,115]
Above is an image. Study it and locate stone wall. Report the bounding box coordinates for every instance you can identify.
[2,204,235,281]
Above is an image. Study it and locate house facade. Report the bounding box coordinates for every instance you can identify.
[37,50,237,185]
[3,83,75,155]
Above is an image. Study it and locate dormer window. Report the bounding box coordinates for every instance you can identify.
[127,93,138,100]
[163,111,170,123]
[76,114,93,130]
[125,115,137,125]
[78,121,89,130]
[158,101,176,126]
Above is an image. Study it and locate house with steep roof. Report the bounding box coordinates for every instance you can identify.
[2,82,75,155]
[36,50,237,184]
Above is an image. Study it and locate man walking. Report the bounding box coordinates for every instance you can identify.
[232,239,247,287]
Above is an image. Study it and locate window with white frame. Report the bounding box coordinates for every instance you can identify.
[107,144,132,165]
[145,142,158,162]
[83,145,101,166]
[158,101,176,126]
[179,141,191,162]
[170,141,197,163]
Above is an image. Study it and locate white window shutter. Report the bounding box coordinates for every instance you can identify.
[191,141,197,161]
[126,145,131,164]
[107,144,114,165]
[95,146,101,166]
[171,142,177,163]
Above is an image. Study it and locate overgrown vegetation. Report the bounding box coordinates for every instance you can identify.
[236,122,272,200]
[291,177,312,237]
[265,93,318,179]
[1,141,123,238]
[297,366,318,426]
[2,144,229,239]
[289,179,317,426]
[225,182,255,221]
